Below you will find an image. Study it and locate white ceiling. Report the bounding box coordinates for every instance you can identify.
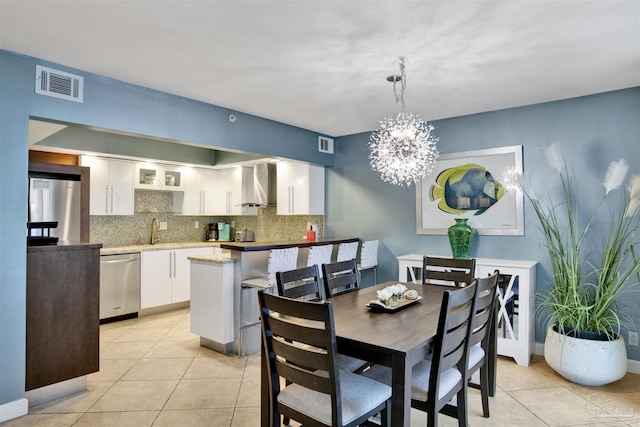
[1,1,639,137]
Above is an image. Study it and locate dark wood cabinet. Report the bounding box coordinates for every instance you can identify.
[26,243,102,391]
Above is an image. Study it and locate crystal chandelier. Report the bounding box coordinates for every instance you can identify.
[369,57,439,187]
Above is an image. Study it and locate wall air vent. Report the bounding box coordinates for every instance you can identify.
[318,136,334,154]
[35,65,84,103]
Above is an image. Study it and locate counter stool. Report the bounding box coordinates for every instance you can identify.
[336,241,359,262]
[238,246,299,356]
[357,239,379,285]
[306,244,333,278]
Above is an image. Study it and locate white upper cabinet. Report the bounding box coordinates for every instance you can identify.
[174,167,217,215]
[214,167,257,216]
[277,161,324,215]
[135,162,184,191]
[174,166,255,216]
[80,155,134,215]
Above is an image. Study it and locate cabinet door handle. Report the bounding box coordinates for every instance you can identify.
[169,252,173,278]
[110,185,114,214]
[105,185,109,214]
[173,251,177,278]
[289,185,294,213]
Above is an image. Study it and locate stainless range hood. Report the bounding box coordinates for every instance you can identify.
[241,163,277,207]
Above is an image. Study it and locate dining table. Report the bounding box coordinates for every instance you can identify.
[260,281,497,427]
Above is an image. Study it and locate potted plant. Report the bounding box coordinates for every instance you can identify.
[520,143,640,386]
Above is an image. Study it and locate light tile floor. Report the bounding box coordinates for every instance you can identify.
[3,308,639,426]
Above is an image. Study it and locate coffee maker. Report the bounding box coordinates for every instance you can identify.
[217,222,231,241]
[205,223,218,241]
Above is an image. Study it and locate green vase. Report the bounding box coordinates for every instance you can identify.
[448,218,473,259]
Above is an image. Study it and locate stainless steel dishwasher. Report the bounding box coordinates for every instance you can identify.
[100,253,141,322]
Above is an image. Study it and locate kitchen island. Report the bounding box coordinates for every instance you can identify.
[188,253,237,354]
[223,237,359,355]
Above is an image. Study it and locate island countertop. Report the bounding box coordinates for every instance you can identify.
[187,253,236,264]
[219,237,359,252]
[100,241,222,255]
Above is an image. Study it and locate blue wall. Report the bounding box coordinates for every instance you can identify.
[0,49,332,413]
[327,87,640,360]
[1,47,639,414]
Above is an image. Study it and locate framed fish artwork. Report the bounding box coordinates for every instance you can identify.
[416,145,524,235]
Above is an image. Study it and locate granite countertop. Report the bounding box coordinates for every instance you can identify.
[219,236,359,252]
[187,253,236,264]
[100,241,222,255]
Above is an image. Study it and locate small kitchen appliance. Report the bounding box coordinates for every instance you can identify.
[217,222,231,241]
[206,223,218,241]
[235,229,255,242]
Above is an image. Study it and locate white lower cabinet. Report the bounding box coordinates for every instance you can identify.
[141,248,199,308]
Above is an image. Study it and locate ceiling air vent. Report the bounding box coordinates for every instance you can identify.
[35,65,84,103]
[318,136,334,154]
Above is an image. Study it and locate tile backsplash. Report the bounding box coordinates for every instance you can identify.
[91,190,323,247]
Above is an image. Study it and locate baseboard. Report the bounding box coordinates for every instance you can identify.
[139,301,189,317]
[25,376,86,407]
[535,341,640,374]
[0,398,28,423]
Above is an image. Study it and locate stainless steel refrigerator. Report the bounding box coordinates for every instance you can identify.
[29,177,81,241]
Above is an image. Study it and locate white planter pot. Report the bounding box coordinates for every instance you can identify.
[544,326,627,386]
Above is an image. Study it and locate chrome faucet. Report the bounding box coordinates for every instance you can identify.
[150,217,160,245]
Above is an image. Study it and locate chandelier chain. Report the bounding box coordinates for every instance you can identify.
[393,56,407,112]
[368,56,439,187]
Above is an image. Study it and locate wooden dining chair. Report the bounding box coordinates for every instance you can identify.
[422,256,476,287]
[276,264,324,301]
[362,281,478,427]
[467,271,499,418]
[258,290,392,427]
[282,261,369,374]
[322,259,360,297]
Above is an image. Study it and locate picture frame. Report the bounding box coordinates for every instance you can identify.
[416,145,524,235]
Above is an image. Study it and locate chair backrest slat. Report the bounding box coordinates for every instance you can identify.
[268,313,328,349]
[272,337,330,375]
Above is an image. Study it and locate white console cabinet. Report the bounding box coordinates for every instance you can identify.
[397,254,537,366]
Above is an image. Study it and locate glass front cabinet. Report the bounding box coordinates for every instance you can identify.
[135,162,184,191]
